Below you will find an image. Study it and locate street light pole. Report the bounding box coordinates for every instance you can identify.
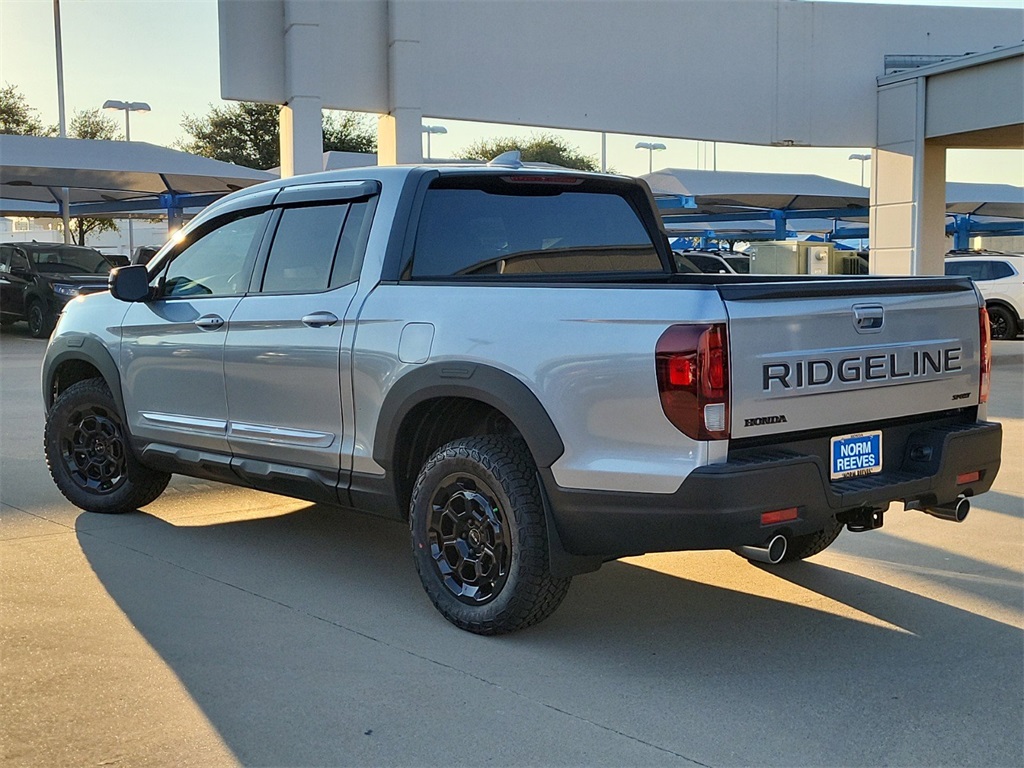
[103,100,151,256]
[53,0,71,244]
[422,124,447,160]
[848,153,871,187]
[848,153,872,250]
[635,141,666,174]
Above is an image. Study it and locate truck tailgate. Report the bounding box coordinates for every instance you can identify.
[723,277,982,440]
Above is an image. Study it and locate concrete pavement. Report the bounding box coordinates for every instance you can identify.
[2,322,1021,767]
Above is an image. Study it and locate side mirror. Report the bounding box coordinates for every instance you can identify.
[109,265,151,302]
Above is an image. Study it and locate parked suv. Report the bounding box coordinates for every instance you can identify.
[0,243,120,337]
[945,252,1023,340]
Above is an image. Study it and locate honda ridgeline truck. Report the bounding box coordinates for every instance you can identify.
[41,161,1002,634]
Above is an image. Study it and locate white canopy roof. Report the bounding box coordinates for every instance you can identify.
[0,134,273,207]
[643,168,869,213]
[644,168,1023,220]
[946,182,1024,219]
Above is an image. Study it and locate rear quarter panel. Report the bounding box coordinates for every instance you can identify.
[351,283,728,494]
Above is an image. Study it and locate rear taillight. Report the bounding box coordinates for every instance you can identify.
[979,306,991,404]
[655,323,730,440]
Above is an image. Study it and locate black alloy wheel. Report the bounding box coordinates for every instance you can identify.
[410,435,571,634]
[426,473,512,604]
[59,402,128,494]
[45,378,170,513]
[987,305,1017,341]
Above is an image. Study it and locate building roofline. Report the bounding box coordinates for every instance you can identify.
[878,42,1024,85]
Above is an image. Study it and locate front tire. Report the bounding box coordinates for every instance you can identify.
[44,378,170,513]
[410,435,571,635]
[27,300,54,338]
[987,305,1019,341]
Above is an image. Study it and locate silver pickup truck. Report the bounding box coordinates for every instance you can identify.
[41,162,1002,634]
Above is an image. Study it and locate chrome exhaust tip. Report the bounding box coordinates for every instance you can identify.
[737,534,788,564]
[923,496,970,523]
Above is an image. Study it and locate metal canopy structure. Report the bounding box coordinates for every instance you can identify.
[643,168,1023,247]
[946,182,1024,219]
[644,168,870,214]
[0,135,274,227]
[645,168,870,241]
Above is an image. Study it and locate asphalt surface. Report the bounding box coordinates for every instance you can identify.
[2,321,1022,768]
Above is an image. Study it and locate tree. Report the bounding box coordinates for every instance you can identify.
[0,84,55,136]
[323,110,377,154]
[458,133,599,171]
[69,108,122,141]
[178,102,281,169]
[178,102,377,169]
[64,109,122,245]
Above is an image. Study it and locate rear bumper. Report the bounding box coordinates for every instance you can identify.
[542,419,1001,558]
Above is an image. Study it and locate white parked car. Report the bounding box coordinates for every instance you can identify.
[945,252,1024,340]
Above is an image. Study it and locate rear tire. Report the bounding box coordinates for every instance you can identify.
[27,300,54,338]
[987,305,1019,341]
[410,435,571,635]
[44,378,170,513]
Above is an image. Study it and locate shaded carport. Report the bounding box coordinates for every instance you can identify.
[643,168,870,240]
[0,134,274,236]
[643,168,1023,249]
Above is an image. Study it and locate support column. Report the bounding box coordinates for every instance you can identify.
[377,0,422,165]
[953,216,972,250]
[280,97,324,177]
[377,109,422,166]
[279,0,324,177]
[870,79,947,275]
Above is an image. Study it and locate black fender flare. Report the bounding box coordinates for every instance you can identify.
[372,362,564,471]
[42,335,125,417]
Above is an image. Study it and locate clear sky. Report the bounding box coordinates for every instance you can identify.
[1,0,1021,185]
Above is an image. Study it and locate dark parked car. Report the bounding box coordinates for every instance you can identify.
[0,242,120,337]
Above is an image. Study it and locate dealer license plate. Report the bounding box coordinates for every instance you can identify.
[830,430,883,481]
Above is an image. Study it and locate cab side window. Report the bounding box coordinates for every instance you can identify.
[161,211,269,298]
[260,204,349,294]
[330,201,373,288]
[258,199,375,294]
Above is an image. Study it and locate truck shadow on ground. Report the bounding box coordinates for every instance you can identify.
[76,502,1023,767]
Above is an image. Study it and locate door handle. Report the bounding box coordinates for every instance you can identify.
[853,304,884,333]
[194,314,225,330]
[301,312,339,328]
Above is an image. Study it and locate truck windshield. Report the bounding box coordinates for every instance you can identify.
[410,177,664,278]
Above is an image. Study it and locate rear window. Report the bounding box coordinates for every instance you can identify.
[408,176,663,278]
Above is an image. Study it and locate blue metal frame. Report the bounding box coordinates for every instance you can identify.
[654,195,697,211]
[664,207,1023,250]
